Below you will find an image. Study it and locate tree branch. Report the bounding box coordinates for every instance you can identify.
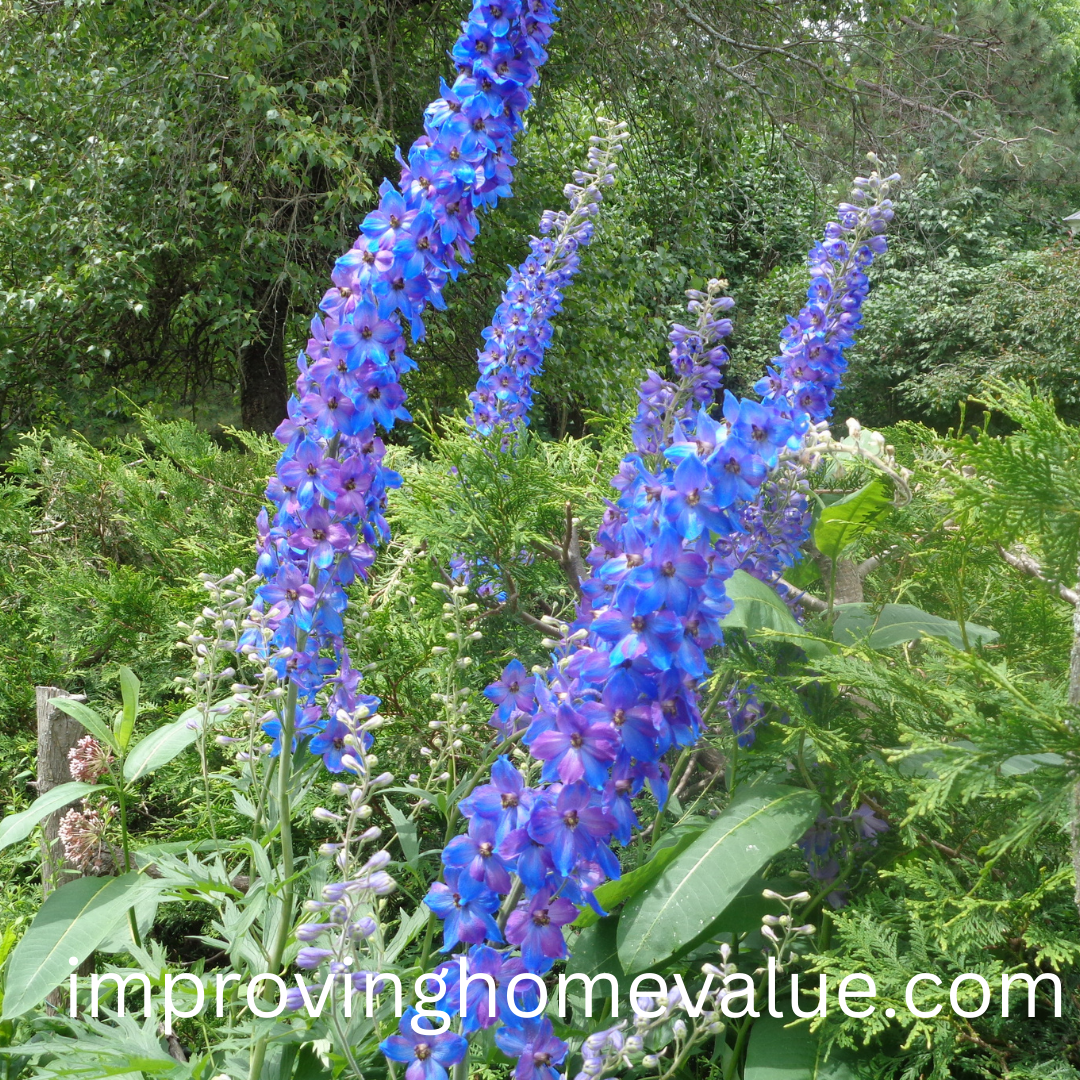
[997,545,1079,605]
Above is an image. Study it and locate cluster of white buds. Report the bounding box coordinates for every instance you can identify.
[795,421,912,506]
[295,712,395,984]
[574,981,726,1080]
[422,581,485,790]
[754,889,815,974]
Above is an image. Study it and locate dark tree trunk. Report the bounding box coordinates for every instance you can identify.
[240,277,291,433]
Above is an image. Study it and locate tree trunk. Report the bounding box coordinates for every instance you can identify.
[240,277,291,434]
[815,553,865,606]
[36,685,94,1014]
[37,686,85,897]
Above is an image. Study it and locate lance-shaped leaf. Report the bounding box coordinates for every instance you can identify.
[833,602,998,650]
[52,698,119,754]
[616,785,819,974]
[124,700,231,784]
[572,825,705,929]
[1,872,162,1018]
[116,666,141,751]
[0,782,101,853]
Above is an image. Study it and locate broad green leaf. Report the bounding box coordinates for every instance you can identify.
[116,666,140,751]
[573,825,706,929]
[722,571,804,637]
[813,479,891,560]
[1,873,160,1018]
[124,702,216,784]
[721,571,830,658]
[833,602,998,650]
[384,798,420,869]
[568,914,624,981]
[709,874,805,940]
[52,698,119,753]
[0,782,100,853]
[616,786,819,974]
[97,888,161,954]
[744,1015,859,1080]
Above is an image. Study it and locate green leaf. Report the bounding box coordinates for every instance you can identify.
[384,798,420,869]
[999,751,1066,776]
[744,1015,859,1080]
[616,786,819,974]
[123,702,219,784]
[1,873,160,1018]
[0,782,101,853]
[573,825,706,929]
[116,666,140,751]
[832,603,998,650]
[722,571,804,637]
[568,915,625,982]
[813,479,891,560]
[52,698,119,753]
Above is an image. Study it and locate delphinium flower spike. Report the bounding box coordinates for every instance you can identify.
[417,169,898,1077]
[239,0,557,761]
[467,119,628,440]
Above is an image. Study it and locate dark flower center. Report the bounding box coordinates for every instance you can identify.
[361,326,373,339]
[612,709,626,726]
[686,491,700,506]
[661,560,676,577]
[631,616,646,632]
[627,553,644,568]
[569,733,584,748]
[286,588,299,601]
[339,287,351,297]
[532,910,551,926]
[415,1043,432,1061]
[501,792,519,808]
[507,680,520,693]
[312,529,327,541]
[563,810,580,828]
[725,458,741,476]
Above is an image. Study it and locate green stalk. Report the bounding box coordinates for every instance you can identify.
[248,658,301,1080]
[113,766,143,950]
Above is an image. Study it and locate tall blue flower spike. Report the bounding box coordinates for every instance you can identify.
[426,172,898,1077]
[240,0,557,762]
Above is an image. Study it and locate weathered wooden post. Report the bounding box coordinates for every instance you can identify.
[35,685,93,1013]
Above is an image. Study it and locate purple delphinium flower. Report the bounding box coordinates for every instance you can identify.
[380,1008,468,1080]
[424,867,503,951]
[504,886,578,973]
[495,1017,568,1080]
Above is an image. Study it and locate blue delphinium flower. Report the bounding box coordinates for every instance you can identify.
[495,1018,568,1080]
[420,172,899,1070]
[242,0,557,763]
[380,1009,469,1080]
[467,120,627,438]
